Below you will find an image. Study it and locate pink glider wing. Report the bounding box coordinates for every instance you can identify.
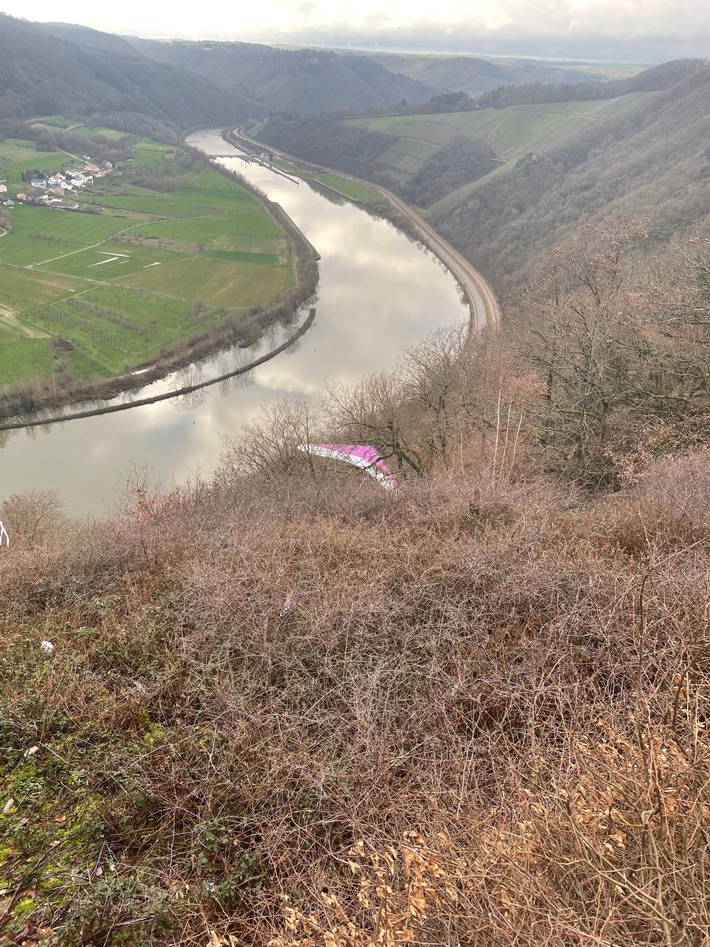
[297,443,396,491]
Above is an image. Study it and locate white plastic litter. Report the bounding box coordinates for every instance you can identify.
[40,640,54,655]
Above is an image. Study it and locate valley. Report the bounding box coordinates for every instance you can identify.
[253,58,710,291]
[0,12,709,947]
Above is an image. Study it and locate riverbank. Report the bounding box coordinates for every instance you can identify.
[0,308,316,432]
[0,128,472,514]
[0,143,319,424]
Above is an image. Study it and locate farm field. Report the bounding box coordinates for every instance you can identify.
[0,128,295,390]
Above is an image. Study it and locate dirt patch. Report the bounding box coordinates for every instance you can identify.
[0,305,49,339]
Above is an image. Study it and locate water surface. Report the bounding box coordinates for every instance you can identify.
[0,130,468,514]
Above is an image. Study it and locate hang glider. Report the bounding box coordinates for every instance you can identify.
[297,443,396,491]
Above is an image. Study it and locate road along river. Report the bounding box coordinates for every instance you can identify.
[0,129,478,515]
[229,126,501,332]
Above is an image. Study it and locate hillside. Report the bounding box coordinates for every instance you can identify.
[1,217,710,943]
[370,51,608,98]
[475,56,708,106]
[432,60,710,289]
[254,59,710,293]
[0,14,264,130]
[131,39,438,113]
[1,29,710,944]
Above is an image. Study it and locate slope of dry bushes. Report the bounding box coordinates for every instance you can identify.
[1,218,709,946]
[1,448,708,946]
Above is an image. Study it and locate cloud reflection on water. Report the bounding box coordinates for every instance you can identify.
[0,130,469,514]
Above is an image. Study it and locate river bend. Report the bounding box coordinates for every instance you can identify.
[0,130,470,514]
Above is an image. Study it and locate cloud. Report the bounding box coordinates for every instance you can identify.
[217,0,706,62]
[1,0,708,61]
[249,0,708,62]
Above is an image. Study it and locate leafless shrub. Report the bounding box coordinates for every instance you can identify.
[0,488,66,548]
[638,449,710,542]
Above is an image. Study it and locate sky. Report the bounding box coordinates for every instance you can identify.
[0,0,708,61]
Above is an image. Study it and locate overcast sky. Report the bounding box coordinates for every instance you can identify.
[1,0,708,61]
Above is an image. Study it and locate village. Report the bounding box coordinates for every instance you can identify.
[0,156,116,209]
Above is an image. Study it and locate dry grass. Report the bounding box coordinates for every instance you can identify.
[1,449,708,946]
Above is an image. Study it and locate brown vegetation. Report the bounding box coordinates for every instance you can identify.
[2,218,710,946]
[1,440,709,946]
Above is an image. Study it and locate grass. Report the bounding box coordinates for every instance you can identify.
[0,235,88,267]
[0,140,71,190]
[10,207,129,243]
[0,131,296,388]
[308,172,381,203]
[131,213,285,244]
[0,338,56,383]
[351,93,659,180]
[41,242,191,281]
[0,322,22,342]
[28,284,248,376]
[120,255,291,307]
[377,138,439,173]
[33,116,84,129]
[0,268,85,312]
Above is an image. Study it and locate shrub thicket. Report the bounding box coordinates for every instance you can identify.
[1,220,709,945]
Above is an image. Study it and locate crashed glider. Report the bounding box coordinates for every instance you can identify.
[297,443,396,491]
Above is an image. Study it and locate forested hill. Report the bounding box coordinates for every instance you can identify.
[130,39,439,113]
[432,59,710,290]
[369,52,607,99]
[476,56,708,106]
[0,14,265,129]
[254,59,710,294]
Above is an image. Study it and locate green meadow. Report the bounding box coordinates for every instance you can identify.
[0,129,295,389]
[310,172,381,203]
[350,92,660,175]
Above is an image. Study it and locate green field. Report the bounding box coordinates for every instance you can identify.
[313,173,381,203]
[0,139,71,189]
[0,129,296,389]
[0,268,86,311]
[350,100,618,163]
[0,339,56,384]
[351,93,660,163]
[346,92,661,214]
[377,138,439,174]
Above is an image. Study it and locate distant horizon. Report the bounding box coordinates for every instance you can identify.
[0,0,705,66]
[128,33,654,69]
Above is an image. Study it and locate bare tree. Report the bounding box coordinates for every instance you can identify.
[516,216,650,485]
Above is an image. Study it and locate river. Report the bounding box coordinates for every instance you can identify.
[0,129,470,515]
